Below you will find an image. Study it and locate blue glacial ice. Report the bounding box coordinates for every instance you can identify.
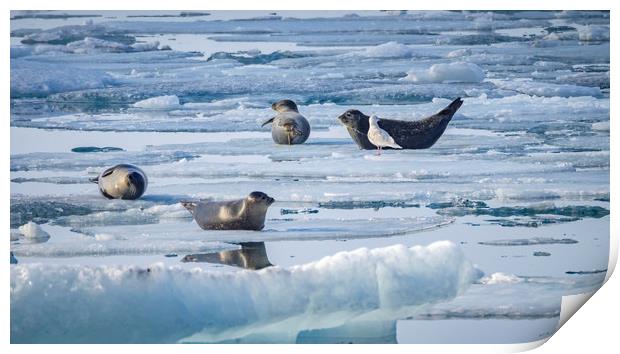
[11,241,480,343]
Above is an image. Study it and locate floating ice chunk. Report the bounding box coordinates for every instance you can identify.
[403,62,485,83]
[66,37,131,53]
[94,233,117,241]
[10,252,18,265]
[578,25,610,42]
[446,48,472,58]
[10,46,33,59]
[133,95,180,110]
[18,222,51,241]
[73,216,454,244]
[10,231,21,242]
[362,42,414,58]
[63,38,161,54]
[479,272,521,284]
[591,121,610,132]
[20,23,134,45]
[420,272,605,321]
[11,60,116,98]
[491,79,602,97]
[478,237,578,246]
[10,241,480,343]
[130,41,160,52]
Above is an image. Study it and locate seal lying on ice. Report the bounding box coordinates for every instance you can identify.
[181,192,275,231]
[261,99,311,145]
[337,97,463,150]
[89,164,148,200]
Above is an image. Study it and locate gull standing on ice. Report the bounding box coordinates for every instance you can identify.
[367,115,402,155]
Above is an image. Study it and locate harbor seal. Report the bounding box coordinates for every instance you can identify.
[89,164,148,200]
[181,242,272,270]
[181,191,275,231]
[338,97,463,150]
[261,99,311,145]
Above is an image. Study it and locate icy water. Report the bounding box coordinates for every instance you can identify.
[10,10,610,344]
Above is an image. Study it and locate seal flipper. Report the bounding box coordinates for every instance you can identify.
[436,97,463,119]
[261,117,275,127]
[89,176,99,183]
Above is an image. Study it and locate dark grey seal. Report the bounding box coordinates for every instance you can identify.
[261,99,311,145]
[181,242,273,270]
[181,191,275,231]
[89,164,148,200]
[337,97,463,150]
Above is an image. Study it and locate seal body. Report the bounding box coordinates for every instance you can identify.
[262,99,311,145]
[181,192,275,231]
[338,97,463,150]
[90,164,148,200]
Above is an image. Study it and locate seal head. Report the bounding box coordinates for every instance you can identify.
[262,99,311,145]
[248,191,275,206]
[272,99,299,113]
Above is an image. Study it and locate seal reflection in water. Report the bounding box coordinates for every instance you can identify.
[89,164,148,200]
[181,242,273,270]
[338,97,463,150]
[181,191,275,231]
[261,99,311,145]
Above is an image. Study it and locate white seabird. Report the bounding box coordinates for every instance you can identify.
[367,115,402,155]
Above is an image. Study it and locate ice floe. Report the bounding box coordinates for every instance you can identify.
[403,62,485,84]
[578,25,610,42]
[478,237,579,246]
[17,222,51,241]
[133,95,180,110]
[10,241,480,343]
[361,42,414,58]
[490,79,601,97]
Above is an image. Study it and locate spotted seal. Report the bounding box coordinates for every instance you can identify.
[261,99,311,145]
[181,191,275,231]
[89,164,148,200]
[338,97,463,150]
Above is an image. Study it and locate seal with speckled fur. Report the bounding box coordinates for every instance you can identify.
[338,97,463,150]
[261,99,311,145]
[181,192,275,231]
[89,164,148,200]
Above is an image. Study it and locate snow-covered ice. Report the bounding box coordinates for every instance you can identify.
[403,62,486,84]
[17,221,51,241]
[133,95,180,109]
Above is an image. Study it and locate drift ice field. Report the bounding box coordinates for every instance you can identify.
[10,10,610,344]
